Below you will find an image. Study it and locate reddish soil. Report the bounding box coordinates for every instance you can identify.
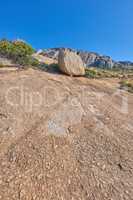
[0,68,133,200]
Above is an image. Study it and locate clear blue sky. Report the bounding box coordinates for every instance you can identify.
[0,0,133,61]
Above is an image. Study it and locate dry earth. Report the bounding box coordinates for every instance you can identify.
[0,68,133,200]
[32,54,57,65]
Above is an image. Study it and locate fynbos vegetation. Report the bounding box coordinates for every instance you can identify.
[85,67,133,79]
[0,39,39,66]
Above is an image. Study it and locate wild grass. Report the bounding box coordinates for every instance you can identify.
[85,67,133,79]
[120,79,133,93]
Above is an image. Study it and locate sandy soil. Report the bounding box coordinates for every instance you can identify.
[32,54,57,65]
[0,68,133,200]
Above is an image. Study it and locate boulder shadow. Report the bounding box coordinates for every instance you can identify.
[37,63,64,76]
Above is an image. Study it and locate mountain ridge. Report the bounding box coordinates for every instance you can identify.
[40,48,133,69]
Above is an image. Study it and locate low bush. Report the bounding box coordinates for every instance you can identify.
[120,80,133,93]
[0,39,36,66]
[85,68,97,78]
[85,67,133,79]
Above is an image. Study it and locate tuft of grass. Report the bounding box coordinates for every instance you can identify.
[120,79,133,93]
[85,68,97,78]
[85,67,133,79]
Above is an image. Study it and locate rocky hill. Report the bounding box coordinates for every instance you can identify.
[0,68,133,199]
[0,39,132,69]
[41,48,133,69]
[0,40,133,199]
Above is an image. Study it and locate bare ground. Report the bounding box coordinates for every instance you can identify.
[0,68,133,200]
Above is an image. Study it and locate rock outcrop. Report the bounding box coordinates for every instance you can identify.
[78,51,114,68]
[58,49,85,76]
[0,56,15,67]
[32,53,57,65]
[114,61,133,69]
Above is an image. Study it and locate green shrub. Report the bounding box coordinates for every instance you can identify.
[0,39,14,57]
[85,68,98,78]
[29,57,40,67]
[0,39,35,66]
[12,40,35,57]
[85,67,133,79]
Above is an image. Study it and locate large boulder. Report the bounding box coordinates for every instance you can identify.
[58,49,85,76]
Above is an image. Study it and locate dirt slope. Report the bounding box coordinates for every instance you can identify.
[0,68,133,200]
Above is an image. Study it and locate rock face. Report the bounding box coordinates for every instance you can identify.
[42,48,133,69]
[32,53,57,65]
[78,51,114,68]
[114,61,133,69]
[58,49,85,76]
[0,56,15,67]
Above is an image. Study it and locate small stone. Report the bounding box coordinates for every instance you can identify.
[102,165,106,170]
[97,162,100,166]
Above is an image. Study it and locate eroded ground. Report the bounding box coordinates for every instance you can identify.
[0,68,133,200]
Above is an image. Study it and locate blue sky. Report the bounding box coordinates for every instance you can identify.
[0,0,133,61]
